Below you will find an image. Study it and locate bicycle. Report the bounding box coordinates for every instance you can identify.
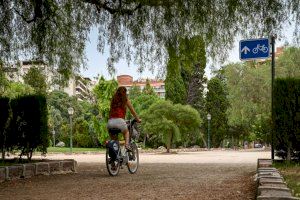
[105,119,140,176]
[252,44,268,54]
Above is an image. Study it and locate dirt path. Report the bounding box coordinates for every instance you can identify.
[0,150,269,200]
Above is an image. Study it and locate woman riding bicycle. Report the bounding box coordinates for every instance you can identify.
[107,86,141,150]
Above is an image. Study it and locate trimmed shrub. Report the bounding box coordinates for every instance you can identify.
[9,95,49,160]
[273,78,300,161]
[0,97,10,159]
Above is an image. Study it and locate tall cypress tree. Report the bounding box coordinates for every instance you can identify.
[186,64,207,112]
[181,36,207,113]
[165,36,207,106]
[165,43,187,104]
[206,77,229,147]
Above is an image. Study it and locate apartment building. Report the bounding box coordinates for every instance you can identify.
[117,75,165,98]
[75,76,94,101]
[3,60,95,102]
[4,60,50,83]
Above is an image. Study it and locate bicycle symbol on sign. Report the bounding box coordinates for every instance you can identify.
[252,44,268,54]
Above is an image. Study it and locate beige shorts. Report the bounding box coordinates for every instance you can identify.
[107,118,128,133]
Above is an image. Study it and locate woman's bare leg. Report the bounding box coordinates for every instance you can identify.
[122,130,130,147]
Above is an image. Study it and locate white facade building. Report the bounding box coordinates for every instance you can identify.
[4,60,95,101]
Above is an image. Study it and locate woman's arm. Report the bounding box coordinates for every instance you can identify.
[126,99,141,122]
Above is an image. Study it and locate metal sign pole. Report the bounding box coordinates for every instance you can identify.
[239,37,274,158]
[271,35,276,160]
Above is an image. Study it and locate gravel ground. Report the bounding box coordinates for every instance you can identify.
[0,150,270,200]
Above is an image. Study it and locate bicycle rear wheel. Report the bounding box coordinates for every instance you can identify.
[106,148,120,176]
[127,143,139,174]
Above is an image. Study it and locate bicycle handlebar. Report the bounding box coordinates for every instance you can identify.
[126,118,136,124]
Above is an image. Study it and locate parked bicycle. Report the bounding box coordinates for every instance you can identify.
[105,119,140,176]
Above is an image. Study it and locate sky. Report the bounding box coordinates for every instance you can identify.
[81,27,158,81]
[81,24,295,81]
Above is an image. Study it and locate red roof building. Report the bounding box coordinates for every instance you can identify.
[117,75,165,98]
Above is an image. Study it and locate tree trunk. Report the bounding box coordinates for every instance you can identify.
[143,134,147,147]
[166,147,170,153]
[1,149,5,160]
[287,147,291,162]
[19,151,23,160]
[1,132,6,160]
[28,151,33,161]
[166,132,172,153]
[200,134,207,148]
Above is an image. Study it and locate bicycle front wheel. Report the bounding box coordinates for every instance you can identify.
[127,143,139,174]
[106,148,120,176]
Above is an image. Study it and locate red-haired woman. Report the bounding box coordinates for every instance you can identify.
[107,86,141,149]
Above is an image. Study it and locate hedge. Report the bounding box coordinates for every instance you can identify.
[0,95,49,160]
[273,78,300,160]
[0,97,10,159]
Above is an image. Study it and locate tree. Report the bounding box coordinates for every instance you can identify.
[93,76,118,119]
[129,84,141,99]
[128,92,160,146]
[181,36,207,113]
[1,1,297,79]
[273,78,300,161]
[3,82,35,98]
[0,97,10,159]
[77,100,100,147]
[141,100,201,152]
[224,61,272,145]
[47,90,78,121]
[92,76,118,144]
[23,67,47,94]
[206,77,229,147]
[47,90,76,146]
[222,46,300,147]
[48,106,62,145]
[165,36,207,107]
[165,44,187,104]
[47,90,100,147]
[142,79,156,96]
[129,93,160,118]
[73,117,94,147]
[0,65,9,96]
[276,46,300,78]
[166,36,207,146]
[9,95,49,160]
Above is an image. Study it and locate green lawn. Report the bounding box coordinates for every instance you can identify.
[274,161,300,198]
[47,147,105,153]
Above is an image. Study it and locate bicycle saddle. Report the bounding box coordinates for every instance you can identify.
[109,128,121,135]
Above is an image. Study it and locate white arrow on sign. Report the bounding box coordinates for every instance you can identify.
[241,46,250,54]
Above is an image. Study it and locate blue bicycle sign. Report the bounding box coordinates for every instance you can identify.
[240,38,270,61]
[252,44,268,54]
